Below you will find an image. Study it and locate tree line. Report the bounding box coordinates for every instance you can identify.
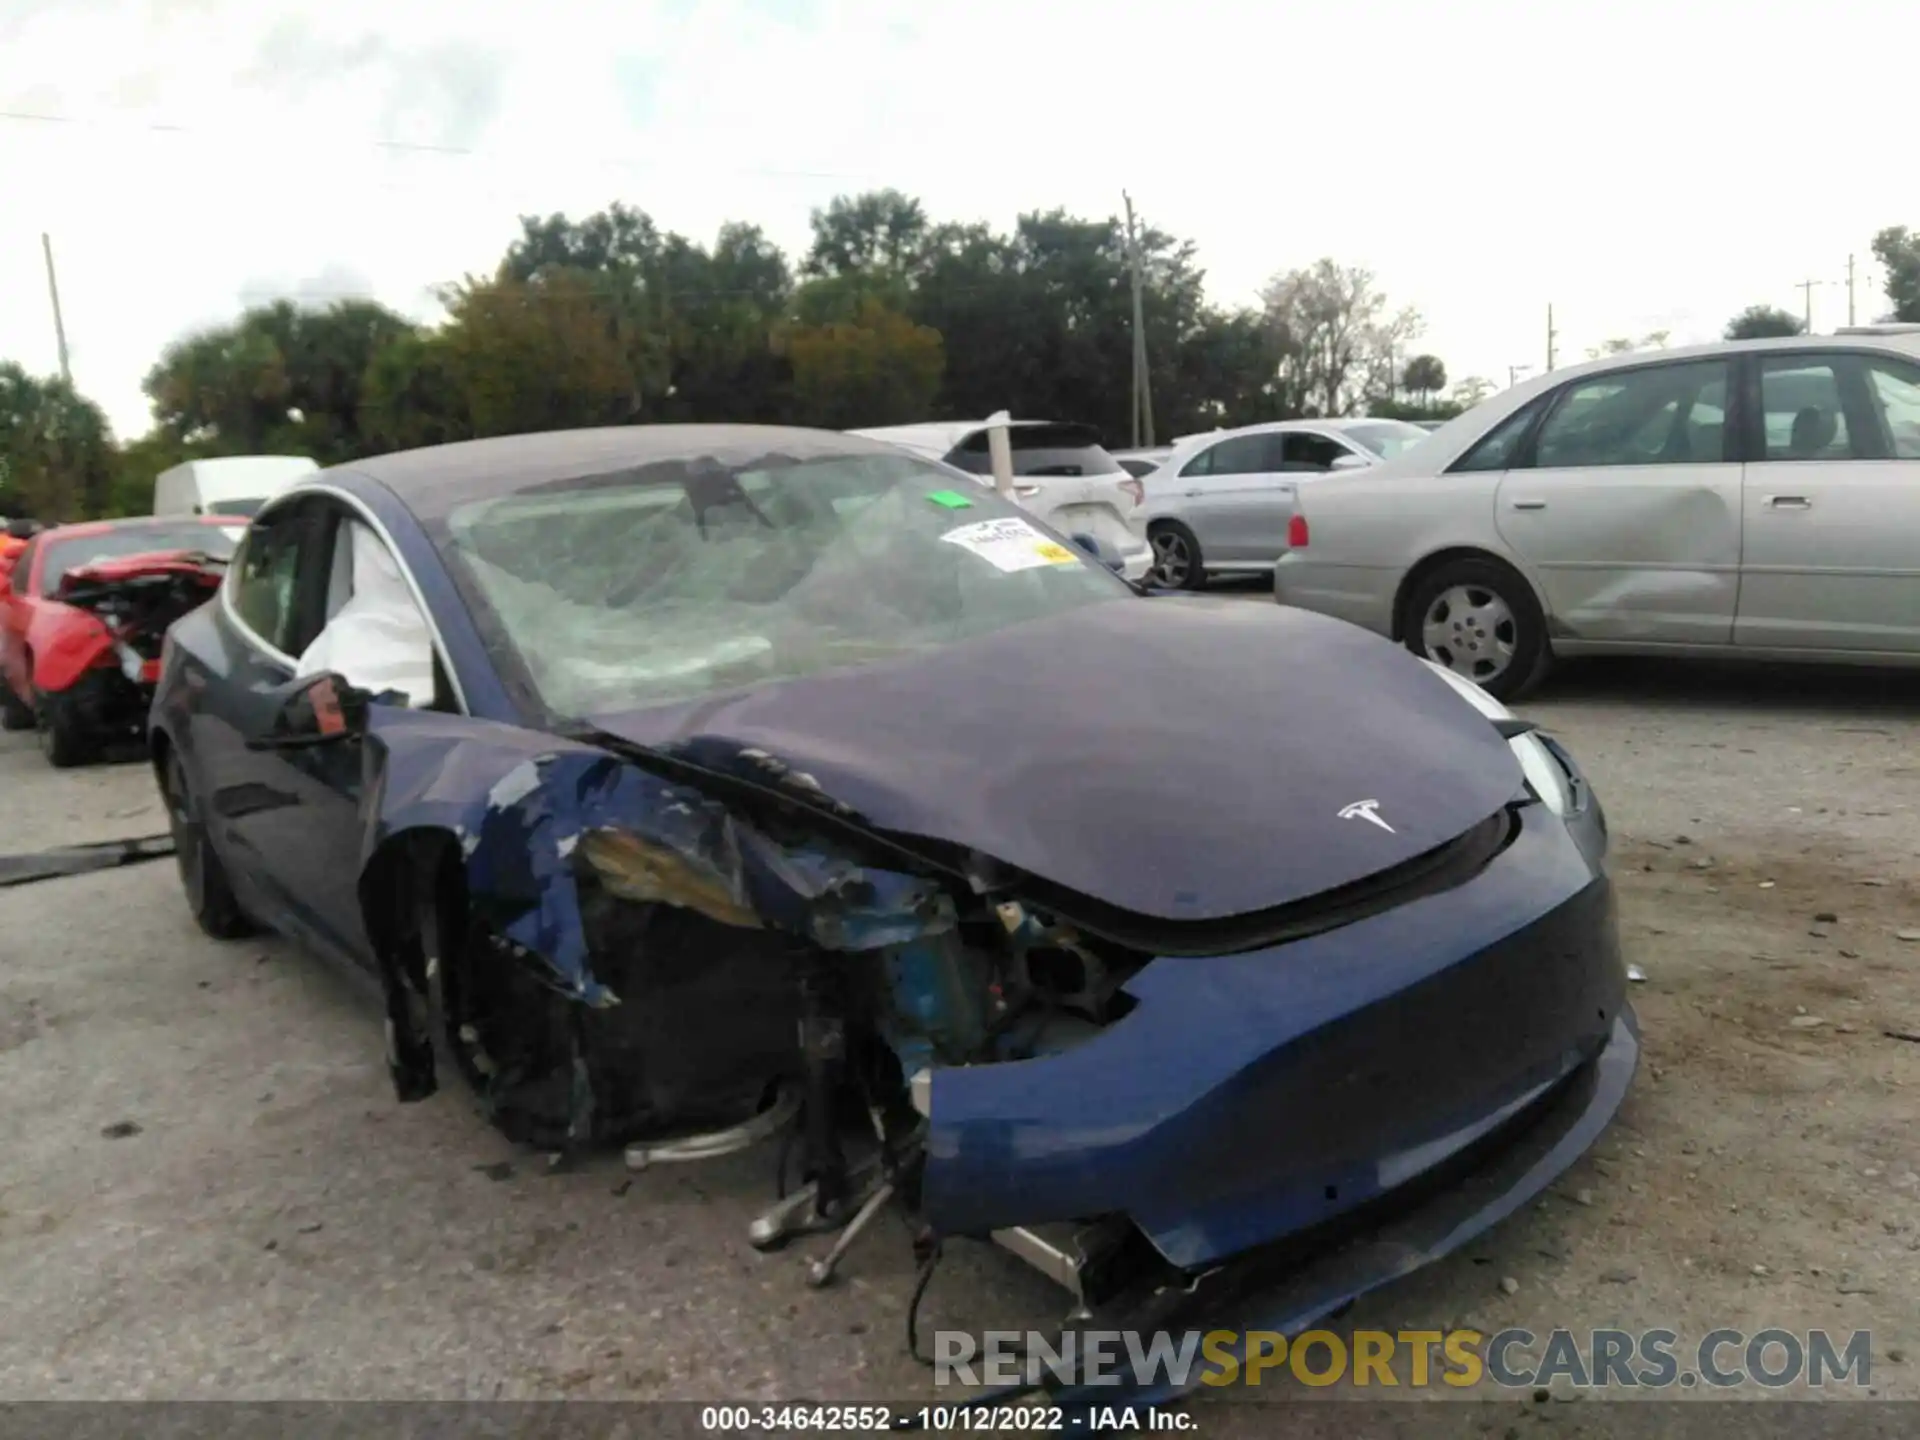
[5,200,1918,521]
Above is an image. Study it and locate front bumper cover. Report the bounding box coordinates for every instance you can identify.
[924,791,1623,1270]
[1036,1003,1639,1420]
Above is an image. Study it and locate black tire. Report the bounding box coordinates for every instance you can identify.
[0,681,32,732]
[35,688,93,768]
[413,866,663,1150]
[1147,521,1208,591]
[419,878,592,1149]
[161,745,256,938]
[1400,556,1551,703]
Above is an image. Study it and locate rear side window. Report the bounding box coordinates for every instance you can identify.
[1532,360,1730,469]
[946,423,1124,478]
[1281,433,1350,471]
[1183,433,1276,477]
[1757,358,1855,460]
[1450,399,1545,474]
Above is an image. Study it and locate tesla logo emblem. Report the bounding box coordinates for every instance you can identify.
[1338,799,1395,833]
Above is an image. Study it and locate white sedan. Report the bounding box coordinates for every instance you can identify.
[1274,332,1920,699]
[1140,418,1433,589]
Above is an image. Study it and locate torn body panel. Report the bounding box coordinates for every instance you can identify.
[36,551,224,696]
[351,708,957,1139]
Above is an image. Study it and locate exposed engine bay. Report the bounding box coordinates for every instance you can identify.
[399,733,1173,1323]
[60,557,226,684]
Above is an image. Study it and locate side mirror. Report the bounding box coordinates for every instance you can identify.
[1068,531,1127,573]
[1329,453,1370,472]
[247,671,371,750]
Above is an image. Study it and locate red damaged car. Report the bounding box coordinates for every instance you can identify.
[0,515,246,766]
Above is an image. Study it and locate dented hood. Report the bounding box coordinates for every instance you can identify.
[588,597,1527,923]
[58,549,225,603]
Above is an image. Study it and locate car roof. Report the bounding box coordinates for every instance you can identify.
[317,424,906,521]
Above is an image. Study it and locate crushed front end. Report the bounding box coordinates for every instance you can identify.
[358,687,1632,1425]
[48,552,226,743]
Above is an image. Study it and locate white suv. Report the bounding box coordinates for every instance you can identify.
[848,420,1152,581]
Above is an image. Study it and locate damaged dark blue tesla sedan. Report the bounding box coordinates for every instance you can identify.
[148,424,1636,1411]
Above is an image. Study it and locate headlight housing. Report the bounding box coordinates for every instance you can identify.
[1419,661,1574,816]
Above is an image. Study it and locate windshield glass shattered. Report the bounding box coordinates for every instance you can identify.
[443,449,1132,717]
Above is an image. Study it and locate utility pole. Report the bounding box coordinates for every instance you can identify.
[1795,277,1822,336]
[1846,255,1857,327]
[1546,304,1558,371]
[1508,364,1531,389]
[41,233,72,386]
[1122,191,1154,448]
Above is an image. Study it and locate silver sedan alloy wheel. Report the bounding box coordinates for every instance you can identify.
[1149,529,1195,588]
[1420,583,1517,684]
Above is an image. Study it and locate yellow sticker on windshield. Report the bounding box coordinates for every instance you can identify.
[941,518,1082,572]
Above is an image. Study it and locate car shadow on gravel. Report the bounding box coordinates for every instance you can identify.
[1535,656,1920,717]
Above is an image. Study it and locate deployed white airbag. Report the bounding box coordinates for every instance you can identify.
[296,521,437,707]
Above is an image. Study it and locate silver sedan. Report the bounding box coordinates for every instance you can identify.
[1141,419,1433,589]
[1273,331,1920,698]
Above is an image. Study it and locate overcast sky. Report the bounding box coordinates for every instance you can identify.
[1,0,1904,440]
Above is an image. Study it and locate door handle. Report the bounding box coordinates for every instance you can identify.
[1183,489,1203,498]
[1767,495,1812,510]
[1511,499,1547,511]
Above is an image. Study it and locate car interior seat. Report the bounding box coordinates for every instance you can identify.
[1789,406,1838,458]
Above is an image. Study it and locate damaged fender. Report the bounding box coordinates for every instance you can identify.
[352,707,955,1107]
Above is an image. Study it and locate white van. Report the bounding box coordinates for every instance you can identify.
[153,456,319,519]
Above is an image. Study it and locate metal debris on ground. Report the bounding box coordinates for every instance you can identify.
[0,833,176,888]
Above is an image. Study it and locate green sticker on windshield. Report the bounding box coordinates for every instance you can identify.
[926,489,974,509]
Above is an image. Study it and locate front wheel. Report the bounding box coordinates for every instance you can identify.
[0,681,33,732]
[35,688,92,768]
[1401,557,1551,702]
[1148,522,1207,591]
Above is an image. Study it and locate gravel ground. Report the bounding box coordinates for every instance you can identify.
[2,646,1918,1422]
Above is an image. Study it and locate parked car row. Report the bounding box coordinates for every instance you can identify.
[851,329,1920,706]
[846,416,1441,594]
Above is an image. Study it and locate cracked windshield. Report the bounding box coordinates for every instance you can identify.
[446,452,1128,715]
